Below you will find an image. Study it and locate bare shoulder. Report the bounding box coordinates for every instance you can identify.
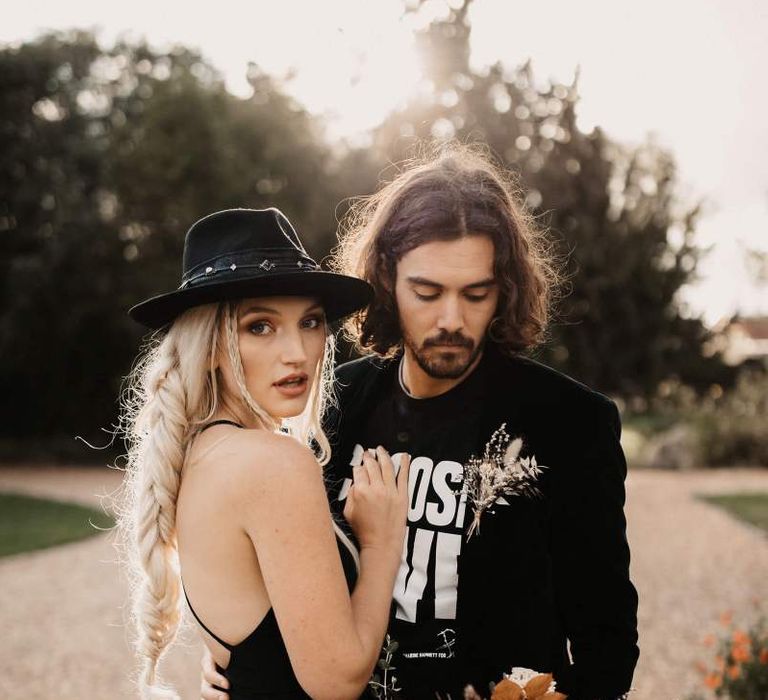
[209,430,336,553]
[195,428,323,500]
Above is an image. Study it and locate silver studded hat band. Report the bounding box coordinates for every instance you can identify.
[179,248,319,290]
[128,207,373,329]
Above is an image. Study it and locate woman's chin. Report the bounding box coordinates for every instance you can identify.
[269,397,312,421]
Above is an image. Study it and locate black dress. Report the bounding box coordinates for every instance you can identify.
[184,420,359,699]
[184,537,357,699]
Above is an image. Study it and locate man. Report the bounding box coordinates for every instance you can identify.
[203,145,639,699]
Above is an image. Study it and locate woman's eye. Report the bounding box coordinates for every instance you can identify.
[248,321,272,335]
[415,291,439,301]
[466,294,489,303]
[301,316,323,330]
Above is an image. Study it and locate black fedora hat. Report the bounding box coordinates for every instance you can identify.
[129,208,372,329]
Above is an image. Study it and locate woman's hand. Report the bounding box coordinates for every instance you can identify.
[200,647,228,700]
[343,447,410,555]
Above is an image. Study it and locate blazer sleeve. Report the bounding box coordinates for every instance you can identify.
[549,396,639,699]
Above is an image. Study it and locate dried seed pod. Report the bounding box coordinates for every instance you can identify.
[491,679,524,700]
[523,673,553,698]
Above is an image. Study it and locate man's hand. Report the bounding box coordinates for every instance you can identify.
[200,647,229,700]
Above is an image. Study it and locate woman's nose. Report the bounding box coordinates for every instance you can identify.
[281,328,308,364]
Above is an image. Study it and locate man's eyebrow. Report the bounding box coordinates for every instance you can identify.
[406,276,496,290]
[406,276,442,288]
[463,278,497,290]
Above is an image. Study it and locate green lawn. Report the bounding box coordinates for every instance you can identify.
[0,492,114,558]
[699,492,768,534]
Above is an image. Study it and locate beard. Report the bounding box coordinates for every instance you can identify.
[404,329,485,379]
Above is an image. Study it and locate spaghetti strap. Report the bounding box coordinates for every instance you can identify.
[187,420,245,467]
[197,419,245,433]
[182,582,234,651]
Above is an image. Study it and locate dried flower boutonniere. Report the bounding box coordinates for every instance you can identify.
[480,667,630,700]
[460,423,545,540]
[490,668,559,699]
[463,668,558,700]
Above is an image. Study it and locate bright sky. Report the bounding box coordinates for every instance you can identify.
[3,0,767,325]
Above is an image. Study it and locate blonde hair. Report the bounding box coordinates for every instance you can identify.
[115,301,356,699]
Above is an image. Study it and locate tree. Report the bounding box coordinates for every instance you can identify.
[0,32,130,445]
[0,32,345,447]
[339,0,727,397]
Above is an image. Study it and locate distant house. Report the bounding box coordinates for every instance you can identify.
[712,316,768,366]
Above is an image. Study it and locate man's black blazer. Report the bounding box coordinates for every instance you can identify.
[325,343,639,699]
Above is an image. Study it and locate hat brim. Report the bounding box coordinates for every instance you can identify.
[129,271,373,329]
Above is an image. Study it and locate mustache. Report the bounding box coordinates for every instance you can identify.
[422,331,474,349]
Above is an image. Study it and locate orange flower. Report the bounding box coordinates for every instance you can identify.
[731,645,751,663]
[704,672,723,689]
[732,629,750,646]
[694,660,708,674]
[714,655,726,670]
[492,679,524,700]
[491,674,554,700]
[760,648,768,664]
[719,610,733,627]
[726,665,740,680]
[702,633,716,647]
[524,674,554,698]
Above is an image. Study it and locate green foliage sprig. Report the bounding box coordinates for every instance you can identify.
[369,634,402,700]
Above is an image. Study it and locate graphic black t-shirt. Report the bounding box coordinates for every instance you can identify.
[333,357,491,698]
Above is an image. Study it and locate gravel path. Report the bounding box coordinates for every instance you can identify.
[0,464,766,700]
[0,465,201,700]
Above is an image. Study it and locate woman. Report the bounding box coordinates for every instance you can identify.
[119,207,410,700]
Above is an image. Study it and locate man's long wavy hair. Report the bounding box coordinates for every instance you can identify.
[114,302,356,699]
[332,142,560,356]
